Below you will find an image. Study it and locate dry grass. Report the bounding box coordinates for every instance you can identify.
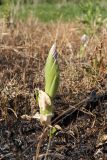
[0,19,107,115]
[0,18,107,160]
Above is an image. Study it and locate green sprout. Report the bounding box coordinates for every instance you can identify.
[49,125,62,138]
[49,126,57,138]
[35,43,60,125]
[45,43,59,98]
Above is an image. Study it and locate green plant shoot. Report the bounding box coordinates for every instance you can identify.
[35,43,60,125]
[45,43,59,98]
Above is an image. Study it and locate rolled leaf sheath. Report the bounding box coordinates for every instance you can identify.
[38,90,53,125]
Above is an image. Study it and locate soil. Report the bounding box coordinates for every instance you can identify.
[0,22,107,160]
[0,93,107,160]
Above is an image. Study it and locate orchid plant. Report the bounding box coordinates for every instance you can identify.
[35,43,60,125]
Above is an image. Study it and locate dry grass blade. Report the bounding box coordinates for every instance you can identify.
[52,98,88,125]
[0,18,107,159]
[35,127,48,160]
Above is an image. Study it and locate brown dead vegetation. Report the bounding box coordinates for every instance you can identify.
[0,19,107,159]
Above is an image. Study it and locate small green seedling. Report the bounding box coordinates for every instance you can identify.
[35,43,60,125]
[49,126,57,138]
[49,125,62,138]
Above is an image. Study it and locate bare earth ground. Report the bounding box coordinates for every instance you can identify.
[0,19,107,160]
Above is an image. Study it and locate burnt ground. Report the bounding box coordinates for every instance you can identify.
[1,91,107,160]
[0,21,107,160]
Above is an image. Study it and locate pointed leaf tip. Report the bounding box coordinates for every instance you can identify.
[50,43,58,61]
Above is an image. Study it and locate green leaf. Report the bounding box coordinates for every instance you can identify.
[49,127,57,138]
[45,43,59,98]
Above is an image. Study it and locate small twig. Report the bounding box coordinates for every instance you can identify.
[35,127,48,160]
[7,108,18,119]
[52,98,89,125]
[44,128,51,160]
[79,108,95,117]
